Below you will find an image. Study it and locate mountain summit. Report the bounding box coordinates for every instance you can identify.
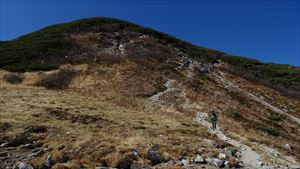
[0,17,299,168]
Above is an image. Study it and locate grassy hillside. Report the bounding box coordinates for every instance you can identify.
[220,55,300,98]
[0,17,222,72]
[0,17,299,98]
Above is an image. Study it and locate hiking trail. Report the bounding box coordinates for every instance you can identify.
[195,112,262,168]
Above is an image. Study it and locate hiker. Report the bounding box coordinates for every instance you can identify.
[208,111,218,130]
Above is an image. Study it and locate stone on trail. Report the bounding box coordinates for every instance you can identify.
[18,162,34,169]
[194,154,205,163]
[284,144,292,152]
[181,159,189,166]
[146,149,164,165]
[218,153,227,159]
[213,158,223,168]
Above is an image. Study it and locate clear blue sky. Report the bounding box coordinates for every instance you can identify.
[1,0,299,66]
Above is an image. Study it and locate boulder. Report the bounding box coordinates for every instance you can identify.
[18,163,34,169]
[194,154,205,164]
[146,150,164,165]
[181,159,189,166]
[284,144,293,152]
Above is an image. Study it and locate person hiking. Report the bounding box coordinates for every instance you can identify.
[208,111,217,130]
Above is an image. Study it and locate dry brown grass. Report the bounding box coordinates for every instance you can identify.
[0,85,219,168]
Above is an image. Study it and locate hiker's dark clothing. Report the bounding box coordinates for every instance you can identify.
[208,112,217,130]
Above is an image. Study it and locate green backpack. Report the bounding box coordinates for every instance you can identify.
[208,114,216,121]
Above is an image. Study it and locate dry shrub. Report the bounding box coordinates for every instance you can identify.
[37,68,77,89]
[3,72,24,84]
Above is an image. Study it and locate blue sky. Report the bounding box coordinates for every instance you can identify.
[1,0,299,66]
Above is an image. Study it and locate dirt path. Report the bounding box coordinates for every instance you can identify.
[195,112,263,168]
[195,112,300,169]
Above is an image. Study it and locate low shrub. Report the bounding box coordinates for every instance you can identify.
[256,124,280,136]
[37,68,77,89]
[267,113,282,122]
[3,73,24,84]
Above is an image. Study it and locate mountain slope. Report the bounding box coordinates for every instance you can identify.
[0,17,299,168]
[1,17,299,99]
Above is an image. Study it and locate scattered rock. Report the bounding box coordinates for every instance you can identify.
[17,162,34,169]
[194,154,205,164]
[212,158,223,168]
[132,150,139,159]
[31,148,40,153]
[24,143,35,149]
[218,153,226,159]
[274,152,280,157]
[1,142,9,147]
[44,155,54,168]
[284,144,293,152]
[224,161,230,168]
[235,151,241,158]
[29,149,44,157]
[181,159,189,166]
[205,157,214,164]
[146,149,164,165]
[224,149,233,157]
[257,161,264,167]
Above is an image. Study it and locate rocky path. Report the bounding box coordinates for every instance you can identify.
[195,112,263,168]
[195,112,300,169]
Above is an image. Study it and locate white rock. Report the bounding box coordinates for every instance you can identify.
[274,152,280,157]
[218,153,226,159]
[1,142,8,147]
[213,158,223,168]
[18,163,33,169]
[257,161,264,167]
[194,154,204,163]
[224,161,230,167]
[181,159,189,166]
[284,144,292,152]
